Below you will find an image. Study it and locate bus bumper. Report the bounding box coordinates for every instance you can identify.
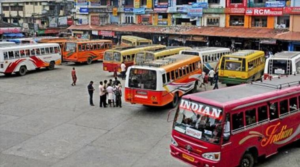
[170,145,221,167]
[103,63,118,72]
[219,77,248,85]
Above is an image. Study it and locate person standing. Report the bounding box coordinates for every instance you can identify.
[106,83,114,107]
[87,81,95,106]
[208,69,215,86]
[213,71,219,90]
[71,67,77,86]
[113,77,120,86]
[115,84,122,108]
[103,80,108,106]
[99,81,106,108]
[121,61,126,80]
[199,71,207,91]
[113,67,118,78]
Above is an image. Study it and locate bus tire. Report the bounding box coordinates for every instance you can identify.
[171,92,179,108]
[240,153,254,167]
[87,58,93,65]
[47,61,55,70]
[18,66,27,76]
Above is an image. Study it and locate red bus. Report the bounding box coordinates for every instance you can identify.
[170,75,300,167]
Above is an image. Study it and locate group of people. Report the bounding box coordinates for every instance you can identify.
[87,77,123,108]
[199,68,219,90]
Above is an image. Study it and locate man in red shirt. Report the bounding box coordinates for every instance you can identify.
[71,67,77,86]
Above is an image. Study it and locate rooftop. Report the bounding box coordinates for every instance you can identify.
[273,51,300,59]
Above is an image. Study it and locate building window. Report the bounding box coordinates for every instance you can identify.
[277,16,289,29]
[177,0,196,5]
[13,18,18,24]
[124,0,133,6]
[207,18,219,26]
[10,6,18,11]
[125,15,134,24]
[2,6,9,11]
[231,0,242,3]
[254,0,266,3]
[230,16,244,26]
[251,16,267,27]
[208,0,220,3]
[100,0,107,5]
[141,0,147,6]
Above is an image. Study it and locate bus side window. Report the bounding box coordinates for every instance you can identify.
[78,45,82,51]
[162,74,166,84]
[179,68,182,77]
[232,112,244,131]
[14,51,20,58]
[245,108,256,126]
[126,55,131,61]
[20,50,25,57]
[289,97,298,113]
[94,44,98,50]
[4,52,8,60]
[269,102,279,120]
[25,50,30,56]
[86,45,90,51]
[258,105,268,123]
[182,67,186,75]
[106,44,112,49]
[223,114,231,143]
[123,56,126,62]
[186,66,190,74]
[36,49,40,55]
[280,99,289,116]
[175,69,179,78]
[50,47,54,54]
[90,44,94,50]
[100,43,104,49]
[167,72,170,82]
[41,48,45,55]
[8,51,14,59]
[55,47,59,53]
[31,49,35,56]
[189,64,193,72]
[171,71,175,80]
[45,48,49,54]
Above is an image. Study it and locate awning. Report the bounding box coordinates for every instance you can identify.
[37,30,45,35]
[3,33,24,37]
[45,29,60,34]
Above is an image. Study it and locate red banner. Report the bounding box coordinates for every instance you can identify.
[245,8,283,16]
[98,31,115,37]
[284,7,300,14]
[0,27,21,34]
[225,8,246,14]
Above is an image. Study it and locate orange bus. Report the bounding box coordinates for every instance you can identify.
[125,54,202,107]
[103,45,166,72]
[64,40,113,64]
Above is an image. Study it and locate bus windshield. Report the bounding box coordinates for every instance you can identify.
[128,68,157,90]
[270,59,291,75]
[225,61,243,71]
[181,51,199,56]
[113,52,121,62]
[122,39,133,46]
[174,99,224,145]
[135,52,145,64]
[66,43,76,52]
[145,53,155,61]
[104,51,113,61]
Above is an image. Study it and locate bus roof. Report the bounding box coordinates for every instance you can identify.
[121,36,150,40]
[184,75,300,109]
[0,43,59,50]
[113,45,165,53]
[272,51,300,59]
[67,40,112,44]
[228,50,263,57]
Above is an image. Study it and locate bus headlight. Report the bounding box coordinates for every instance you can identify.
[171,136,178,146]
[202,152,220,161]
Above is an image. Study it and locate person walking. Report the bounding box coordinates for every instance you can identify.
[113,67,118,78]
[208,68,215,86]
[115,84,122,108]
[87,81,95,106]
[71,67,77,86]
[199,71,207,91]
[106,83,114,107]
[99,81,106,108]
[213,71,219,90]
[121,61,126,80]
[103,80,108,106]
[113,77,120,86]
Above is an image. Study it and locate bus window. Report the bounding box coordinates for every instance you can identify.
[8,51,14,59]
[171,71,175,80]
[86,45,90,50]
[50,47,54,54]
[269,102,279,120]
[175,69,179,78]
[41,48,45,55]
[280,99,289,116]
[186,66,190,74]
[167,72,170,82]
[162,74,166,84]
[36,49,40,55]
[126,55,131,62]
[106,43,112,49]
[25,50,30,56]
[258,105,268,122]
[245,108,256,126]
[232,112,244,131]
[289,97,298,113]
[181,67,186,75]
[122,56,126,62]
[55,47,59,53]
[179,68,182,77]
[94,44,98,49]
[189,64,193,72]
[132,54,135,60]
[20,50,25,57]
[31,49,35,56]
[14,51,20,58]
[223,114,231,143]
[45,48,49,54]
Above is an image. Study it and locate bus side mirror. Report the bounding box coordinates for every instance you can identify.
[167,108,177,122]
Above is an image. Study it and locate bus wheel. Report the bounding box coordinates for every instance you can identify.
[47,62,55,70]
[171,92,179,108]
[87,58,92,65]
[18,66,27,76]
[240,153,254,167]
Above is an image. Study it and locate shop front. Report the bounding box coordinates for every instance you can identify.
[153,0,170,26]
[226,0,247,8]
[285,7,300,32]
[225,7,247,28]
[121,8,135,24]
[203,8,225,27]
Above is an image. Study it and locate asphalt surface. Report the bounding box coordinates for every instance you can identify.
[0,61,299,167]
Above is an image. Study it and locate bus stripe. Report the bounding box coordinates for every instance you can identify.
[4,59,26,73]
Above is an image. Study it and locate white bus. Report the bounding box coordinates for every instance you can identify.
[264,51,300,77]
[0,42,16,47]
[180,47,231,73]
[0,43,61,76]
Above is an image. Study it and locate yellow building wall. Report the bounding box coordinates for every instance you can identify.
[168,14,172,26]
[153,14,158,26]
[267,16,275,29]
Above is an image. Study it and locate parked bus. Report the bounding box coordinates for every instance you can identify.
[125,54,202,107]
[134,46,191,64]
[121,36,152,47]
[180,47,231,73]
[170,75,300,167]
[0,42,16,47]
[218,50,265,85]
[64,40,113,64]
[103,45,166,72]
[264,51,300,77]
[0,43,61,76]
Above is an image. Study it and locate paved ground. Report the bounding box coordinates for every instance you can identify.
[0,62,299,167]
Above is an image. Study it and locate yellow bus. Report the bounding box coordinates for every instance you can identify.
[103,45,166,72]
[121,36,152,47]
[218,50,265,85]
[134,46,191,64]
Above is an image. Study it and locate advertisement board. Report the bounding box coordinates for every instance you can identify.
[284,7,300,14]
[147,0,152,8]
[113,8,118,16]
[99,31,115,37]
[188,8,203,17]
[49,17,58,28]
[134,0,140,8]
[75,0,88,6]
[225,8,246,14]
[79,7,89,14]
[245,8,283,16]
[58,17,67,26]
[265,1,285,8]
[191,2,208,9]
[90,0,101,6]
[133,8,145,14]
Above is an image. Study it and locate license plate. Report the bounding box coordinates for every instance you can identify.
[182,153,194,162]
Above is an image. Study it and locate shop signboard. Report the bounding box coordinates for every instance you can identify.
[90,0,101,6]
[188,8,203,17]
[98,31,115,37]
[89,8,107,13]
[203,8,224,14]
[79,7,89,14]
[92,30,98,35]
[75,0,88,6]
[191,2,208,9]
[284,7,300,14]
[225,8,246,14]
[134,0,140,8]
[245,7,283,16]
[133,8,145,14]
[154,0,169,8]
[154,8,168,13]
[0,27,21,34]
[124,8,134,13]
[147,0,152,8]
[113,8,118,16]
[167,7,177,13]
[177,6,188,13]
[49,17,58,28]
[265,1,285,8]
[58,16,67,26]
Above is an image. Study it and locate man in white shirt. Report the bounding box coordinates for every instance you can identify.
[99,81,106,108]
[121,61,126,80]
[208,69,215,86]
